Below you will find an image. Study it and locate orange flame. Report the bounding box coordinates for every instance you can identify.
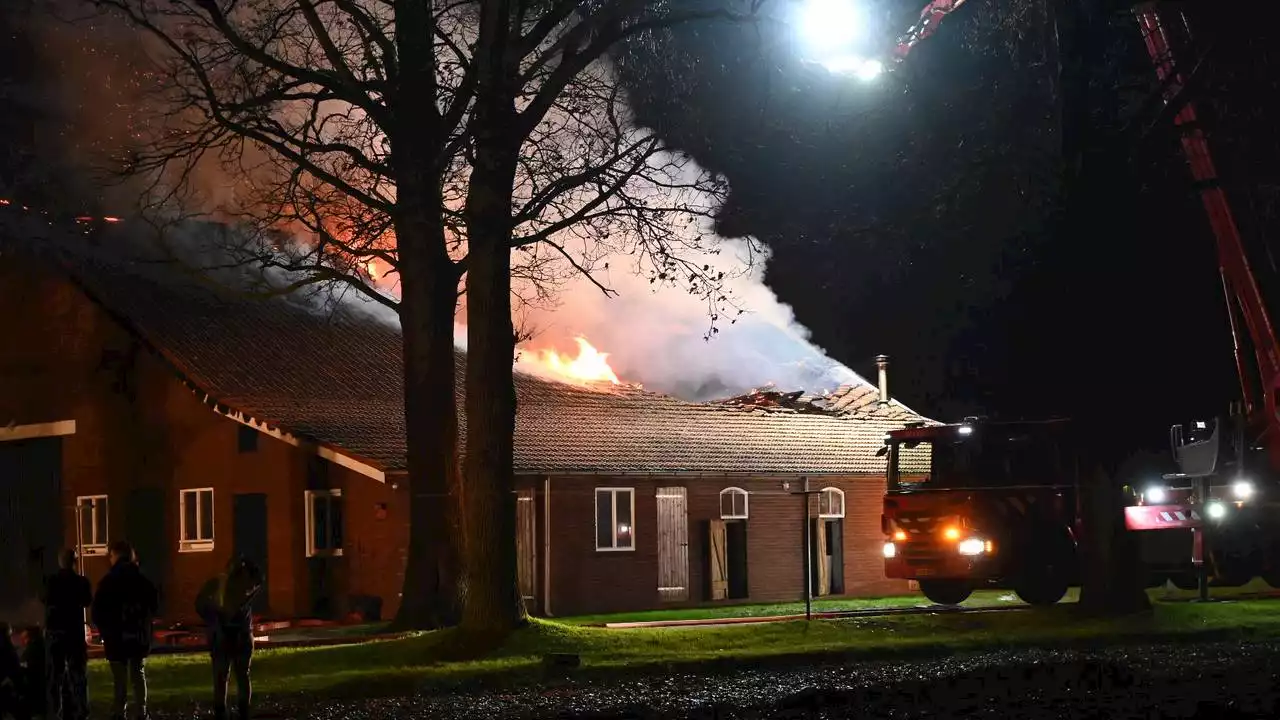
[530,336,620,384]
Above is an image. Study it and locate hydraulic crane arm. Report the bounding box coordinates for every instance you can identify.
[1134,3,1280,468]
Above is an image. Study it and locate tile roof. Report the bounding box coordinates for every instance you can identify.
[1,209,933,476]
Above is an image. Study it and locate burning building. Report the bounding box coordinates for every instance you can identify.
[0,207,932,621]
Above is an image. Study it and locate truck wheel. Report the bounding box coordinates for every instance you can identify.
[1015,570,1068,606]
[919,580,972,606]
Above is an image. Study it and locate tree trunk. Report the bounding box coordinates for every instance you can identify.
[392,212,465,630]
[387,0,465,631]
[459,0,526,636]
[1078,464,1151,614]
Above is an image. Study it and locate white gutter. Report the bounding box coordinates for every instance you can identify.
[0,420,76,442]
[208,402,386,483]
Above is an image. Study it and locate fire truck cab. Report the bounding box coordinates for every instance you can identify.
[880,418,1080,606]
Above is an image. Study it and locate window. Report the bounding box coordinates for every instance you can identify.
[305,489,345,557]
[76,496,109,555]
[594,488,635,551]
[237,424,259,453]
[179,488,215,552]
[818,487,845,518]
[719,487,749,519]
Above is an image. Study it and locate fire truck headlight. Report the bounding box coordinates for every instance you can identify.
[1206,500,1227,520]
[1232,480,1255,500]
[883,542,897,559]
[1145,485,1168,504]
[943,526,962,541]
[958,538,987,556]
[893,530,907,542]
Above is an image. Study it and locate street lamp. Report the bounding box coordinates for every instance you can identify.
[793,0,883,81]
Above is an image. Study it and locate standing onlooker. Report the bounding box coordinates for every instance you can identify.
[196,555,263,720]
[91,541,159,720]
[0,622,28,720]
[19,627,45,720]
[43,548,92,720]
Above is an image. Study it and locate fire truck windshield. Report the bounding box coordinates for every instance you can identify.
[889,431,1071,491]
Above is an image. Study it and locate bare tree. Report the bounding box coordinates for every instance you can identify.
[78,0,767,631]
[459,1,767,633]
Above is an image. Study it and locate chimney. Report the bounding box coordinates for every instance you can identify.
[875,355,890,405]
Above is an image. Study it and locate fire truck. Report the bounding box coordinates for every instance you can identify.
[877,1,1280,601]
[880,418,1082,605]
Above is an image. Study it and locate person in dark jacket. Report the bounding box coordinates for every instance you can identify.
[19,627,45,720]
[196,555,263,720]
[43,548,92,720]
[91,541,159,720]
[0,623,29,720]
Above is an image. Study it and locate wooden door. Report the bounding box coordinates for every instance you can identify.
[233,493,270,614]
[706,519,728,601]
[515,489,537,608]
[656,487,689,602]
[0,437,63,616]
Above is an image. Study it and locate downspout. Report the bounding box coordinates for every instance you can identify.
[543,474,553,616]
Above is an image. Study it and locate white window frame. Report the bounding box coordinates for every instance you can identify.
[305,489,345,558]
[719,487,749,520]
[818,487,846,519]
[594,487,636,552]
[75,495,109,556]
[179,488,215,553]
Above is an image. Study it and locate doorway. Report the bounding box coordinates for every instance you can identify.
[706,519,749,601]
[0,437,63,620]
[810,517,845,596]
[233,493,269,614]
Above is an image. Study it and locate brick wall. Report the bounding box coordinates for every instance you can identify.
[0,265,400,622]
[536,474,909,618]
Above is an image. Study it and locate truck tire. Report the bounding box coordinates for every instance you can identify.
[919,580,972,606]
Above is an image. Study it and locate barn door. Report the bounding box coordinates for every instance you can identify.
[705,519,728,601]
[0,437,63,616]
[656,487,689,602]
[515,489,537,609]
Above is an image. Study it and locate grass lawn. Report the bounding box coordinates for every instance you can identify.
[86,595,1280,709]
[559,578,1276,625]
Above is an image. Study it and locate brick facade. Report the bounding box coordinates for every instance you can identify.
[523,475,909,618]
[0,261,914,623]
[0,266,404,622]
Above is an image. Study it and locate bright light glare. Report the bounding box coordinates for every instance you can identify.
[798,0,869,55]
[943,526,962,541]
[1233,480,1254,500]
[883,542,897,559]
[856,58,884,81]
[958,538,986,556]
[958,425,974,436]
[893,530,908,542]
[1206,501,1227,520]
[1145,485,1167,504]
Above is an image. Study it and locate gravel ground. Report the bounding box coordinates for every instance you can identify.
[178,640,1280,719]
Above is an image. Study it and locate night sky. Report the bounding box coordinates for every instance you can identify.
[3,0,1277,456]
[623,0,1278,451]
